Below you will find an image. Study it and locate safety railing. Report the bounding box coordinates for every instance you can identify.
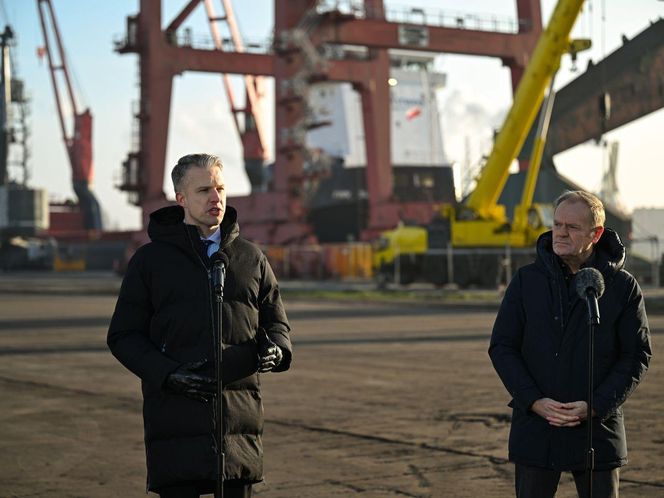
[316,0,521,33]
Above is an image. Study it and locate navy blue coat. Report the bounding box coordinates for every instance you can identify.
[107,206,292,491]
[489,229,651,470]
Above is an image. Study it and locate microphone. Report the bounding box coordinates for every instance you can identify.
[210,252,229,293]
[209,252,228,496]
[210,251,229,269]
[575,267,605,325]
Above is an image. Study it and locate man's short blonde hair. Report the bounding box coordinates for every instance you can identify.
[554,190,606,228]
[171,153,223,193]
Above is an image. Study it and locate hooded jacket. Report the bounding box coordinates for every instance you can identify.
[489,229,651,471]
[107,205,292,491]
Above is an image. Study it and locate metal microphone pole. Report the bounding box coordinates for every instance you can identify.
[575,267,604,498]
[211,256,227,498]
[585,291,598,498]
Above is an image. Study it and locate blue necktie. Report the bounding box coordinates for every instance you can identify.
[200,239,213,262]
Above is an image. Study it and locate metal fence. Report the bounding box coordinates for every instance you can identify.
[389,245,537,288]
[385,245,662,289]
[261,242,662,289]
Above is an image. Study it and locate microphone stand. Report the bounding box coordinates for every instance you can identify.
[585,290,599,498]
[211,258,227,498]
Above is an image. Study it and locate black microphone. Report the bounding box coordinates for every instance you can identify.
[210,251,229,269]
[210,252,229,292]
[575,267,605,325]
[209,252,228,496]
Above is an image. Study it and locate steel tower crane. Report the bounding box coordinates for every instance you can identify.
[0,25,14,186]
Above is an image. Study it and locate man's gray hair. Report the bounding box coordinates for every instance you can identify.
[171,153,223,193]
[554,190,606,228]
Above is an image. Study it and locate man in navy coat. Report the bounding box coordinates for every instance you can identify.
[490,190,651,498]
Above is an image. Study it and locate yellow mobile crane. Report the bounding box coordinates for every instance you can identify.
[373,0,590,287]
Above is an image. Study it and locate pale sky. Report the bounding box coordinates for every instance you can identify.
[5,0,664,230]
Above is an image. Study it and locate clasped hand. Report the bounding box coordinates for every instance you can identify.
[531,397,593,427]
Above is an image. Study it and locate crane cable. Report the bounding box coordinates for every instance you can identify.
[48,2,89,112]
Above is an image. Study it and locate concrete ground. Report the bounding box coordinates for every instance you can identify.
[0,276,662,497]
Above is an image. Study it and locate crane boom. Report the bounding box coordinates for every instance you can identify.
[465,0,585,220]
[36,0,102,231]
[202,0,269,188]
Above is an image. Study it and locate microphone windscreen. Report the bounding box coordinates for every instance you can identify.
[575,267,605,299]
[210,251,229,268]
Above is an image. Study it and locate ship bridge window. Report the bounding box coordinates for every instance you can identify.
[413,173,435,188]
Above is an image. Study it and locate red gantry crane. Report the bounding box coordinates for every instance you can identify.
[116,0,543,244]
[37,0,103,231]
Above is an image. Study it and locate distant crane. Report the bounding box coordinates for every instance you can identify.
[200,0,270,191]
[36,0,102,231]
[1,24,32,189]
[599,140,624,212]
[0,24,15,186]
[0,22,54,270]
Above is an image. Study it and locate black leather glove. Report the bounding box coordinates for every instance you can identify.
[257,329,283,373]
[164,359,216,402]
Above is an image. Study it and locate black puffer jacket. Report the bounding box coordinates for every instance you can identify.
[489,229,651,471]
[107,205,292,491]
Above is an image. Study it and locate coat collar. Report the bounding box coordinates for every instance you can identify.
[535,228,625,281]
[147,205,240,253]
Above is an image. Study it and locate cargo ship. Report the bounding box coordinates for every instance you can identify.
[304,50,456,242]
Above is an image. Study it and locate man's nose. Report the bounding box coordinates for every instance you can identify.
[210,189,221,202]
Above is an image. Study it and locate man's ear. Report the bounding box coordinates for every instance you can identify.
[592,226,605,244]
[175,192,186,207]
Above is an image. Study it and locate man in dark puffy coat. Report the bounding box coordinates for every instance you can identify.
[108,153,292,498]
[489,190,651,498]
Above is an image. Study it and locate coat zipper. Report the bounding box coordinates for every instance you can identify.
[556,277,565,333]
[184,227,218,357]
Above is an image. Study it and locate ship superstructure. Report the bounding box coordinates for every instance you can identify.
[306,50,454,242]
